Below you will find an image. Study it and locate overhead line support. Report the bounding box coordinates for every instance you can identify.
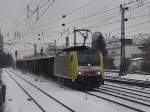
[119,4,128,76]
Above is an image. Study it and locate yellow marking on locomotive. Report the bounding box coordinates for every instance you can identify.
[69,51,78,81]
[100,52,104,78]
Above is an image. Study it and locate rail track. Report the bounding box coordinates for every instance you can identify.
[94,89,150,106]
[100,85,150,101]
[84,92,145,112]
[84,82,150,112]
[6,70,46,112]
[6,70,75,112]
[104,72,150,88]
[7,69,150,112]
[104,83,150,95]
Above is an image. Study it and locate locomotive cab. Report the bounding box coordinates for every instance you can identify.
[69,49,104,88]
[54,46,104,89]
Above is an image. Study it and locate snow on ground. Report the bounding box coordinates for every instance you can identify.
[10,71,70,112]
[105,72,119,77]
[122,74,150,81]
[89,91,150,112]
[105,72,150,81]
[2,68,137,112]
[1,69,42,112]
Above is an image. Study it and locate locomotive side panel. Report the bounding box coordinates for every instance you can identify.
[49,58,54,76]
[54,55,70,78]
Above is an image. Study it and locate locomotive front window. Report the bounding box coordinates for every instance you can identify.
[77,52,100,66]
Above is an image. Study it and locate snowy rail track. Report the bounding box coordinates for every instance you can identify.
[4,68,150,112]
[84,82,150,112]
[84,92,144,112]
[6,71,46,112]
[104,83,150,95]
[104,72,150,88]
[6,70,76,112]
[100,84,150,102]
[105,76,150,87]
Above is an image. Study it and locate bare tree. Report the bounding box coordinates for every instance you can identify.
[141,38,150,72]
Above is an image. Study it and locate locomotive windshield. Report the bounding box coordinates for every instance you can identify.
[77,51,100,66]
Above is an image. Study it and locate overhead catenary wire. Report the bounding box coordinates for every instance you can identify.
[32,0,99,29]
[4,0,36,33]
[16,0,150,42]
[6,0,52,35]
[89,11,150,30]
[20,13,121,46]
[0,11,15,23]
[85,1,150,34]
[6,0,150,56]
[32,0,119,32]
[126,0,150,14]
[5,0,54,46]
[20,0,55,34]
[14,0,120,45]
[29,0,150,34]
[27,5,120,35]
[28,9,120,34]
[20,0,55,39]
[107,19,150,35]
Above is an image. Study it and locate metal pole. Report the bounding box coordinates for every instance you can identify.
[54,40,56,54]
[34,44,37,56]
[74,28,76,47]
[120,4,126,75]
[66,36,69,47]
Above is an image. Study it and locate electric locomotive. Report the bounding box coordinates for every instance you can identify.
[54,46,104,88]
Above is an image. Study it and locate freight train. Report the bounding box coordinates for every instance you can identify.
[16,46,104,89]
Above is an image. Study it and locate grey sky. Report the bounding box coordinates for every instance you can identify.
[0,0,150,57]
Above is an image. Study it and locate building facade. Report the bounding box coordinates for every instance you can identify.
[0,32,3,55]
[106,34,150,68]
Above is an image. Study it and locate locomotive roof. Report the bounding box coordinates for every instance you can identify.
[62,46,95,52]
[18,55,54,61]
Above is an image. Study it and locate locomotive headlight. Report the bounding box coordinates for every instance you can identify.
[97,72,100,75]
[78,72,81,75]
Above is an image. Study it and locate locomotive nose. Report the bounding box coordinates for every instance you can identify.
[84,70,96,76]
